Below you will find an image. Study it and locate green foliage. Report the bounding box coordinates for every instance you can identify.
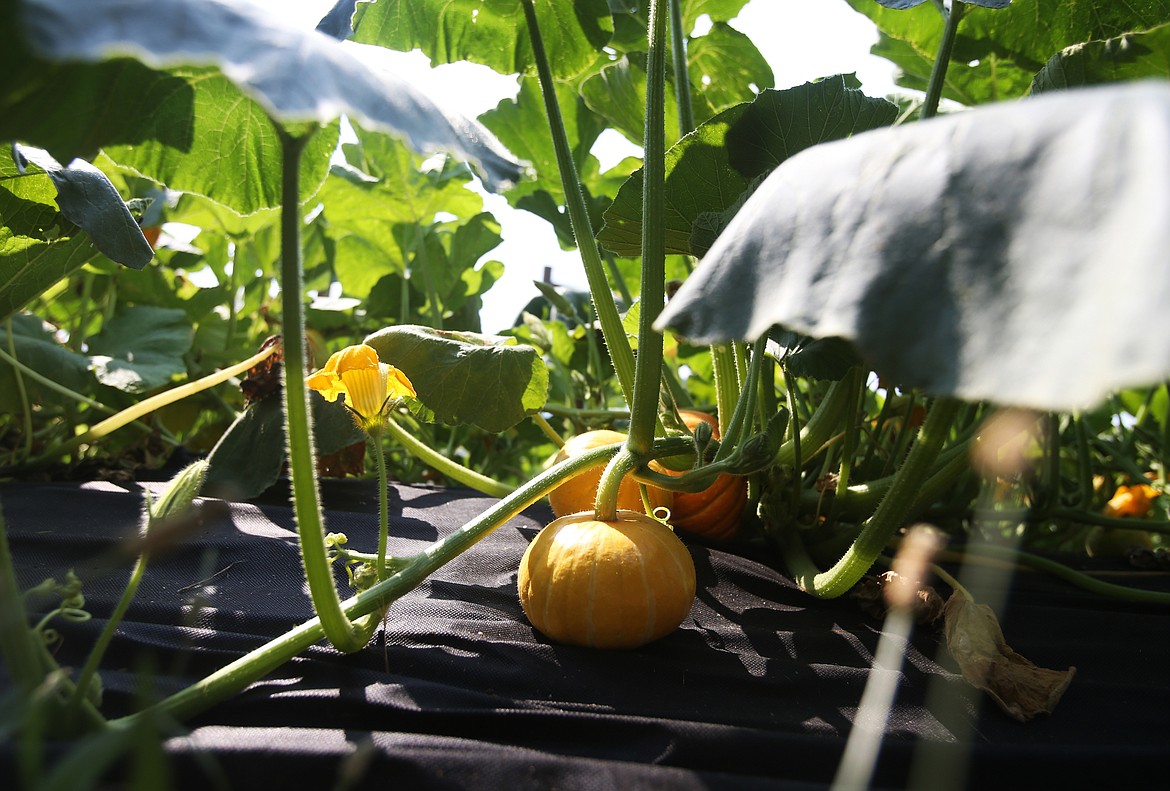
[846,0,1170,105]
[365,325,549,433]
[599,76,899,256]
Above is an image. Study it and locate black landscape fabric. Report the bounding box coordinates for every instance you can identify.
[2,478,1167,789]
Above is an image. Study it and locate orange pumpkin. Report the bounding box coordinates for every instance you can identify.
[666,410,748,542]
[518,510,696,648]
[547,430,672,517]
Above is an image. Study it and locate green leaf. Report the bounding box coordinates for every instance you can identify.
[364,325,548,432]
[598,77,898,257]
[768,331,864,382]
[352,0,614,81]
[0,160,97,322]
[205,391,366,501]
[319,127,485,298]
[87,305,193,393]
[480,73,608,204]
[0,313,93,412]
[1031,24,1170,92]
[655,82,1170,412]
[102,73,341,216]
[846,0,1170,106]
[17,0,523,192]
[12,145,153,269]
[686,22,775,112]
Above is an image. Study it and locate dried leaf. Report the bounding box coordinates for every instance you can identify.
[240,336,284,405]
[317,440,366,478]
[943,593,1076,722]
[850,571,945,625]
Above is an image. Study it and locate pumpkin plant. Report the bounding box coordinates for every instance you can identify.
[5,0,1170,785]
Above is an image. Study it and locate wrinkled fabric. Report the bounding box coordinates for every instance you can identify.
[1,478,1166,789]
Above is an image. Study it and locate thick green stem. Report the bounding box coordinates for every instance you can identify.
[521,0,637,406]
[627,0,669,460]
[922,1,965,120]
[594,448,642,522]
[382,414,513,498]
[109,442,622,727]
[277,129,378,654]
[775,373,855,468]
[790,398,962,598]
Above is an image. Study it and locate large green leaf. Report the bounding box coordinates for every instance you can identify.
[351,0,613,80]
[582,23,771,147]
[1032,24,1170,92]
[364,325,548,432]
[104,72,340,216]
[481,73,609,204]
[318,128,486,298]
[846,0,1170,105]
[12,145,153,269]
[87,305,193,393]
[0,313,92,413]
[655,82,1170,412]
[598,77,898,257]
[0,160,96,322]
[687,22,775,111]
[16,0,523,193]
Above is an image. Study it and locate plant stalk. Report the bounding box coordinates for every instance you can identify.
[791,397,962,598]
[922,0,965,120]
[382,413,513,498]
[277,128,379,654]
[521,0,637,406]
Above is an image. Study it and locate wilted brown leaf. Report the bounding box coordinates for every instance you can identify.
[850,571,946,625]
[943,593,1075,722]
[317,440,366,478]
[241,336,284,404]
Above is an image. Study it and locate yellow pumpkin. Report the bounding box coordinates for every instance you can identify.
[518,510,697,649]
[666,410,748,542]
[547,430,673,517]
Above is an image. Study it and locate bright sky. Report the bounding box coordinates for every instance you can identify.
[250,0,902,332]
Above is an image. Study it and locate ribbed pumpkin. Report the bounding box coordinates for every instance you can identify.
[547,429,673,517]
[518,510,696,649]
[667,410,748,542]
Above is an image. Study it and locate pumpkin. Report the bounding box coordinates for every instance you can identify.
[547,429,672,517]
[666,410,748,542]
[518,510,696,649]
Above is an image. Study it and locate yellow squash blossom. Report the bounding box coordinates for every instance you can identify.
[307,344,416,427]
[1103,483,1160,519]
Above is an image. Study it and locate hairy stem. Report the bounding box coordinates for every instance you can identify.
[277,129,378,654]
[521,0,637,406]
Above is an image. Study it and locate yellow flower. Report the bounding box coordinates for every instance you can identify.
[307,344,416,426]
[1103,483,1160,519]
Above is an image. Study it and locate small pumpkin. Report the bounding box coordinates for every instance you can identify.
[547,429,672,517]
[518,510,697,649]
[666,410,748,542]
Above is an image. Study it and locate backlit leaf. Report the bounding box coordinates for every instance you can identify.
[364,325,548,432]
[655,82,1170,411]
